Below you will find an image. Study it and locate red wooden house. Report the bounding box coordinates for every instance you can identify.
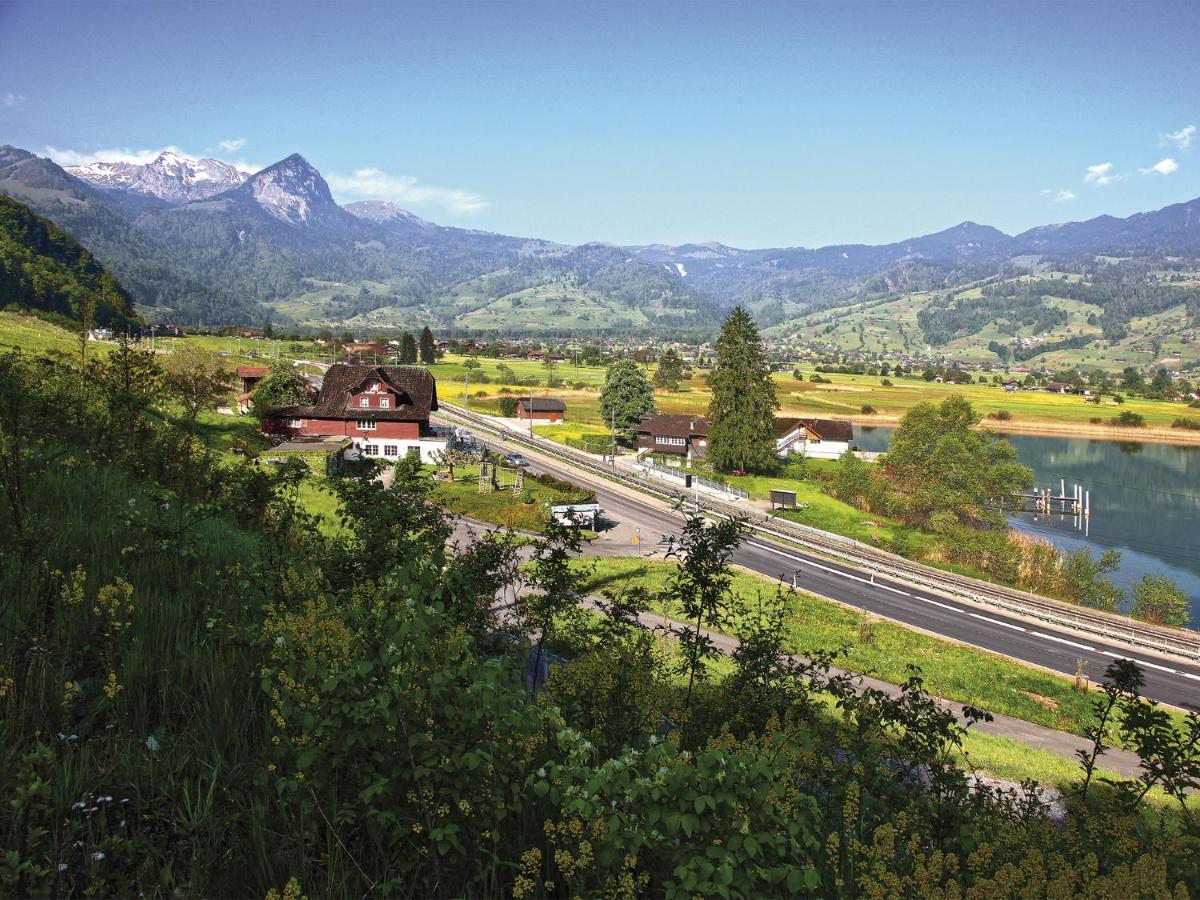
[264,364,442,462]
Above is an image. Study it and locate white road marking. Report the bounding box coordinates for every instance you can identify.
[1029,631,1099,653]
[969,612,1027,632]
[1097,649,1180,675]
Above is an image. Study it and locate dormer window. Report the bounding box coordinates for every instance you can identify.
[360,397,370,407]
[379,397,390,408]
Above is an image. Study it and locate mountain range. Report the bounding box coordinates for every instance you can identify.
[1,142,1198,360]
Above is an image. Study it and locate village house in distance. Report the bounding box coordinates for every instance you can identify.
[635,413,855,464]
[774,417,854,460]
[264,364,444,462]
[516,397,566,422]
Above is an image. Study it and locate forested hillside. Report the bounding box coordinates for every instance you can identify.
[0,195,134,327]
[779,260,1200,371]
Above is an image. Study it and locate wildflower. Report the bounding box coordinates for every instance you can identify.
[92,851,106,862]
[537,767,546,778]
[145,735,159,752]
[103,672,122,700]
[128,498,136,507]
[58,864,68,873]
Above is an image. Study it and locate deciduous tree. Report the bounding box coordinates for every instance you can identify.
[250,364,310,418]
[653,348,685,391]
[882,395,1031,529]
[1130,574,1192,627]
[160,345,232,432]
[599,359,655,441]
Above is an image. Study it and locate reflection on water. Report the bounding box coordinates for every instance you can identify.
[853,425,1200,626]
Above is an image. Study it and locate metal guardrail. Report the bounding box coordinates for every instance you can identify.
[435,402,1200,663]
[640,459,750,500]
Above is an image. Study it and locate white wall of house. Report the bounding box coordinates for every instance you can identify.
[777,430,851,461]
[348,437,446,464]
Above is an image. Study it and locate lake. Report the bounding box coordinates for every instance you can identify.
[853,425,1200,627]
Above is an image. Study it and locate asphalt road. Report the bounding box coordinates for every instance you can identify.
[471,428,1200,713]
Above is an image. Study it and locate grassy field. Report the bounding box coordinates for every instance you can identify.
[0,309,104,356]
[430,352,1196,436]
[532,422,614,446]
[573,557,1190,741]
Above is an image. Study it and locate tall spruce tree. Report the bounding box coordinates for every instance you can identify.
[399,332,418,364]
[419,326,436,364]
[706,306,778,472]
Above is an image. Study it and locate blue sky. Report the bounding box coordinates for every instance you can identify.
[1,0,1198,247]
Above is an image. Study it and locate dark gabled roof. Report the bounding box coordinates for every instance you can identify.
[635,413,709,438]
[518,397,566,412]
[775,416,854,443]
[277,364,437,421]
[237,365,270,378]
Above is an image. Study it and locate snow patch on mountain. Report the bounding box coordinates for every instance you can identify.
[67,151,248,202]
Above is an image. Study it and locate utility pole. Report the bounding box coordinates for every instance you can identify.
[610,405,616,473]
[529,382,534,439]
[464,366,469,411]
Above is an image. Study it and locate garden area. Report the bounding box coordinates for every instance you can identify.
[433,462,596,532]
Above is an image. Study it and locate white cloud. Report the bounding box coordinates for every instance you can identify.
[1054,190,1076,202]
[1084,162,1115,185]
[327,166,489,214]
[1163,125,1196,151]
[1140,157,1178,176]
[1,92,25,109]
[218,137,247,153]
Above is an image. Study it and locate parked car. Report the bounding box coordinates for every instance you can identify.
[504,453,528,467]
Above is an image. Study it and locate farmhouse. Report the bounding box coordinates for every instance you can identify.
[1044,381,1072,394]
[775,417,854,460]
[1001,380,1020,392]
[265,364,444,462]
[516,398,566,422]
[635,414,709,462]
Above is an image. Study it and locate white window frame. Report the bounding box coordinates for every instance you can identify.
[379,397,390,408]
[656,435,686,447]
[362,444,379,456]
[383,444,399,457]
[359,397,370,408]
[356,418,377,431]
[286,418,304,429]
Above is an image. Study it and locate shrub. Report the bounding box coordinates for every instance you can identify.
[860,404,877,415]
[572,381,588,390]
[988,409,1012,421]
[1090,416,1103,425]
[497,396,518,417]
[1171,416,1200,430]
[881,378,893,386]
[1112,410,1145,427]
